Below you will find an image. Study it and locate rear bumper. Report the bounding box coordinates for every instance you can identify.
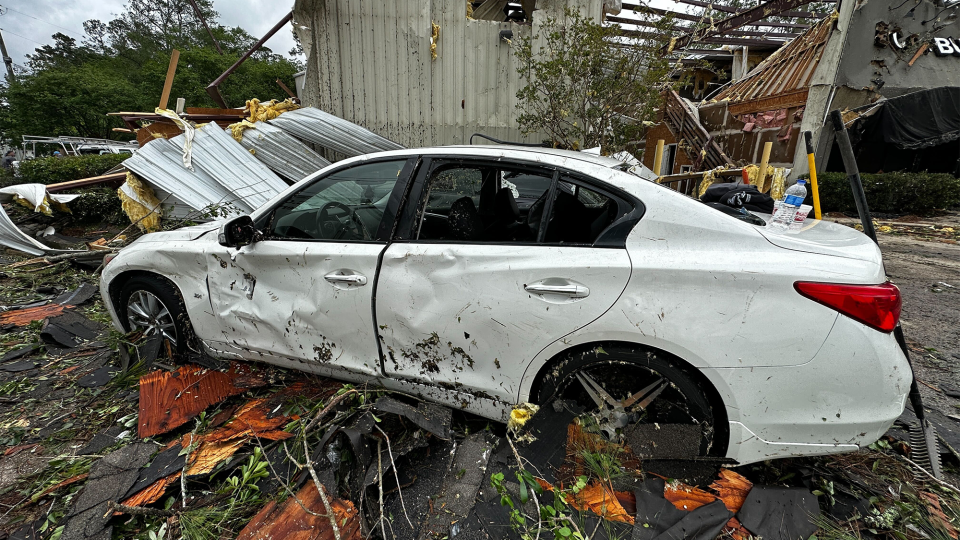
[714,315,911,464]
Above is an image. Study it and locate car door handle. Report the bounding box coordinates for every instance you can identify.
[524,283,589,298]
[324,272,368,286]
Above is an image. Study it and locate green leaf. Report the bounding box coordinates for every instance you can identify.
[558,527,572,537]
[519,476,529,504]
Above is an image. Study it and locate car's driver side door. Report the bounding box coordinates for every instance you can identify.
[203,158,417,377]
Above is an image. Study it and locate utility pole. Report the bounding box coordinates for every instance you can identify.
[0,5,15,83]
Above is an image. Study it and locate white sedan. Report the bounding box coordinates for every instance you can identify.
[100,146,910,465]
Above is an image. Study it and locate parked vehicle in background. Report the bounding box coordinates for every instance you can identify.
[100,146,910,465]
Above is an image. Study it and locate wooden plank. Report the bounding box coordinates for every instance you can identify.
[184,107,245,116]
[46,172,128,192]
[158,49,180,110]
[728,89,809,115]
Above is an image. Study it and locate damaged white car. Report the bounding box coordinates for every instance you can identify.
[100,146,910,465]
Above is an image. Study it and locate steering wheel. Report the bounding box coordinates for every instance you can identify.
[317,201,371,240]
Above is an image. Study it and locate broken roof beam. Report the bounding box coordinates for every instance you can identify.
[667,0,830,19]
[610,17,800,39]
[668,0,827,52]
[206,10,293,109]
[618,3,812,29]
[623,29,786,48]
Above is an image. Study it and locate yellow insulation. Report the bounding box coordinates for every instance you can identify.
[430,22,440,60]
[118,172,162,233]
[741,164,759,187]
[245,98,299,123]
[228,119,258,142]
[697,166,730,199]
[768,167,787,201]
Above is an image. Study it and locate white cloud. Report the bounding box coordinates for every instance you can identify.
[0,0,297,69]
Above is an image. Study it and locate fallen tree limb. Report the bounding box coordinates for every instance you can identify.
[107,501,175,517]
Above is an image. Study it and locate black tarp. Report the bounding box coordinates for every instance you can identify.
[854,86,960,150]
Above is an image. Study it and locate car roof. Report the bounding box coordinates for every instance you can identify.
[368,145,628,169]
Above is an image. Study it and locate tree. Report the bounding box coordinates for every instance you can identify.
[514,9,676,154]
[0,0,300,145]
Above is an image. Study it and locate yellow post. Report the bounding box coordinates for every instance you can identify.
[804,131,822,219]
[757,141,773,191]
[652,139,665,179]
[159,49,180,111]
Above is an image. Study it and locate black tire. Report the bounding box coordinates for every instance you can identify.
[118,274,193,356]
[536,345,720,456]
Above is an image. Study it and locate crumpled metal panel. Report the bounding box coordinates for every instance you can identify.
[230,122,331,183]
[267,107,404,158]
[124,123,288,215]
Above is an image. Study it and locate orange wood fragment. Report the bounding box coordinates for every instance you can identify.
[178,398,297,476]
[664,481,718,511]
[920,492,959,539]
[574,481,635,524]
[709,468,753,513]
[536,478,635,524]
[237,480,362,540]
[4,443,39,456]
[724,516,753,540]
[0,304,66,327]
[119,473,179,509]
[137,363,268,438]
[34,473,88,500]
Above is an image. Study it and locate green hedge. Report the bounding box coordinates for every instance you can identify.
[16,154,128,185]
[813,171,960,216]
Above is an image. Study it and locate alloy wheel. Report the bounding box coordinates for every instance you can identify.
[126,290,177,345]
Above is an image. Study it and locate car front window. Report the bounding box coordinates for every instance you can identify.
[269,160,405,241]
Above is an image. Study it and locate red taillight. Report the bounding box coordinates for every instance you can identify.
[794,281,901,333]
[103,253,117,267]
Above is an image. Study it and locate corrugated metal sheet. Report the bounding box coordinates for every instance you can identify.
[293,0,598,147]
[124,123,288,215]
[231,122,331,183]
[268,108,404,158]
[713,15,836,115]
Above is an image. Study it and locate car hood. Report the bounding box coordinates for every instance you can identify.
[130,221,222,243]
[754,217,882,263]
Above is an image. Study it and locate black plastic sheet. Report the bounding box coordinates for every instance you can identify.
[853,87,960,150]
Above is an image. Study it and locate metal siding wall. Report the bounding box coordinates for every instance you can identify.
[296,0,596,149]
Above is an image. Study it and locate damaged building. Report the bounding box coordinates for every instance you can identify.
[643,0,960,178]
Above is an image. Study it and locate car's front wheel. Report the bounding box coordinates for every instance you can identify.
[119,275,192,356]
[536,345,720,457]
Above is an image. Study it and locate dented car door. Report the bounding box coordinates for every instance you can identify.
[203,158,416,376]
[376,158,634,403]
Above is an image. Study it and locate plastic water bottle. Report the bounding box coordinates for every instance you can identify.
[769,180,807,231]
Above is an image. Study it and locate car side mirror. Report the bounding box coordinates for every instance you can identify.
[218,215,257,248]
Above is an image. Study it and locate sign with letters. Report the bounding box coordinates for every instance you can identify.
[931,36,960,56]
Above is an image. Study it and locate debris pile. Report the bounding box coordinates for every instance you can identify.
[0,242,957,540]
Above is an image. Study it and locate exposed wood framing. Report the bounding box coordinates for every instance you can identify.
[712,16,833,114]
[619,3,812,29]
[623,29,785,47]
[661,89,733,171]
[609,16,800,39]
[668,0,826,52]
[727,89,810,115]
[668,0,829,19]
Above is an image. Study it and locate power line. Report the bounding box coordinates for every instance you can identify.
[0,28,46,46]
[0,5,81,37]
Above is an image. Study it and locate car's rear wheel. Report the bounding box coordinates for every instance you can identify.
[119,275,192,356]
[536,345,719,456]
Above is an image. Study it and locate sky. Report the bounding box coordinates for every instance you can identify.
[0,0,299,69]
